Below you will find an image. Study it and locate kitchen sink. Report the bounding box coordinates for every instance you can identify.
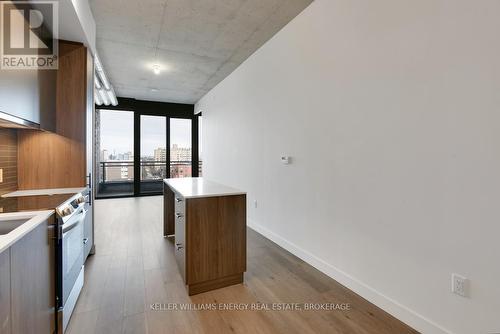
[0,219,29,235]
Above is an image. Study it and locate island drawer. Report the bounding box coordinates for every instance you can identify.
[174,194,185,215]
[174,214,186,281]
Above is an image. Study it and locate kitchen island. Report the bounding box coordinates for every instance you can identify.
[163,177,246,295]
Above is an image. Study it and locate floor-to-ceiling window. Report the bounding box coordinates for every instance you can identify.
[95,109,135,198]
[170,118,192,178]
[95,104,198,199]
[140,115,167,194]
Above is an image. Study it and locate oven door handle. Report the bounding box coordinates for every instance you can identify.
[62,209,87,234]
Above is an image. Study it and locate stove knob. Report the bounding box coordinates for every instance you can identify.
[76,196,85,204]
[63,208,72,216]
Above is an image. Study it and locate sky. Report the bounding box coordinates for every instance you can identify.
[100,110,192,157]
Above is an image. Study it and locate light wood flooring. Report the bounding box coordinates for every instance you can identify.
[67,196,418,334]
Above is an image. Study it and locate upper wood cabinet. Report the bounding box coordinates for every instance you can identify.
[17,40,93,190]
[55,41,88,142]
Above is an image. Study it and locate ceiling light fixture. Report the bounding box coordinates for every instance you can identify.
[94,53,118,106]
[94,88,103,105]
[95,55,111,90]
[98,88,110,106]
[94,76,102,90]
[106,85,118,106]
[152,64,161,75]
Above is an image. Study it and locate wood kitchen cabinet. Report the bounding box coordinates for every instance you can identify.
[1,215,57,334]
[18,40,92,190]
[16,39,96,259]
[164,178,247,295]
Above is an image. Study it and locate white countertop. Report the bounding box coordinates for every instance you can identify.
[0,210,54,253]
[2,187,87,198]
[163,177,246,199]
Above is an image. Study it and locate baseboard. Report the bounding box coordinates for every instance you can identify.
[247,219,453,334]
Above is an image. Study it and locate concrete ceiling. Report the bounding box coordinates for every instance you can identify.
[89,0,313,105]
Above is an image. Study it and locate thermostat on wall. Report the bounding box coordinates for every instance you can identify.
[281,156,291,165]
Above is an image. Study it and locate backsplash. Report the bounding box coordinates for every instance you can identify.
[0,128,18,195]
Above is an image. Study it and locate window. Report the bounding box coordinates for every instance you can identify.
[96,109,134,197]
[170,118,192,178]
[94,106,198,198]
[140,115,167,193]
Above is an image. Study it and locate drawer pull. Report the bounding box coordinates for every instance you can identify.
[175,197,183,202]
[175,213,183,219]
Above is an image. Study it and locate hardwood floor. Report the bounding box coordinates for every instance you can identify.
[67,196,418,334]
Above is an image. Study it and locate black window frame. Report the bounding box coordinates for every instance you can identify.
[96,97,198,198]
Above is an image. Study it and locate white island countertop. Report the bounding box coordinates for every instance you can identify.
[163,177,246,199]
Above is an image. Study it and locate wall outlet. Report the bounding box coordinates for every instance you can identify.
[0,168,3,183]
[281,156,291,165]
[451,273,469,297]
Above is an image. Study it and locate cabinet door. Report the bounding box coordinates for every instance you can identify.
[0,249,10,334]
[185,196,218,284]
[186,195,246,284]
[0,71,41,125]
[11,217,56,334]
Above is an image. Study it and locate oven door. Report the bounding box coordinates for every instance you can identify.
[61,207,85,305]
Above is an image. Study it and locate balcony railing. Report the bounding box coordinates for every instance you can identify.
[99,160,134,183]
[97,160,200,197]
[97,161,203,197]
[99,160,202,183]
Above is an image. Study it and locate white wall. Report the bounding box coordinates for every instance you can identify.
[195,1,500,333]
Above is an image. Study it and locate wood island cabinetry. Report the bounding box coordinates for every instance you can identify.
[163,178,246,295]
